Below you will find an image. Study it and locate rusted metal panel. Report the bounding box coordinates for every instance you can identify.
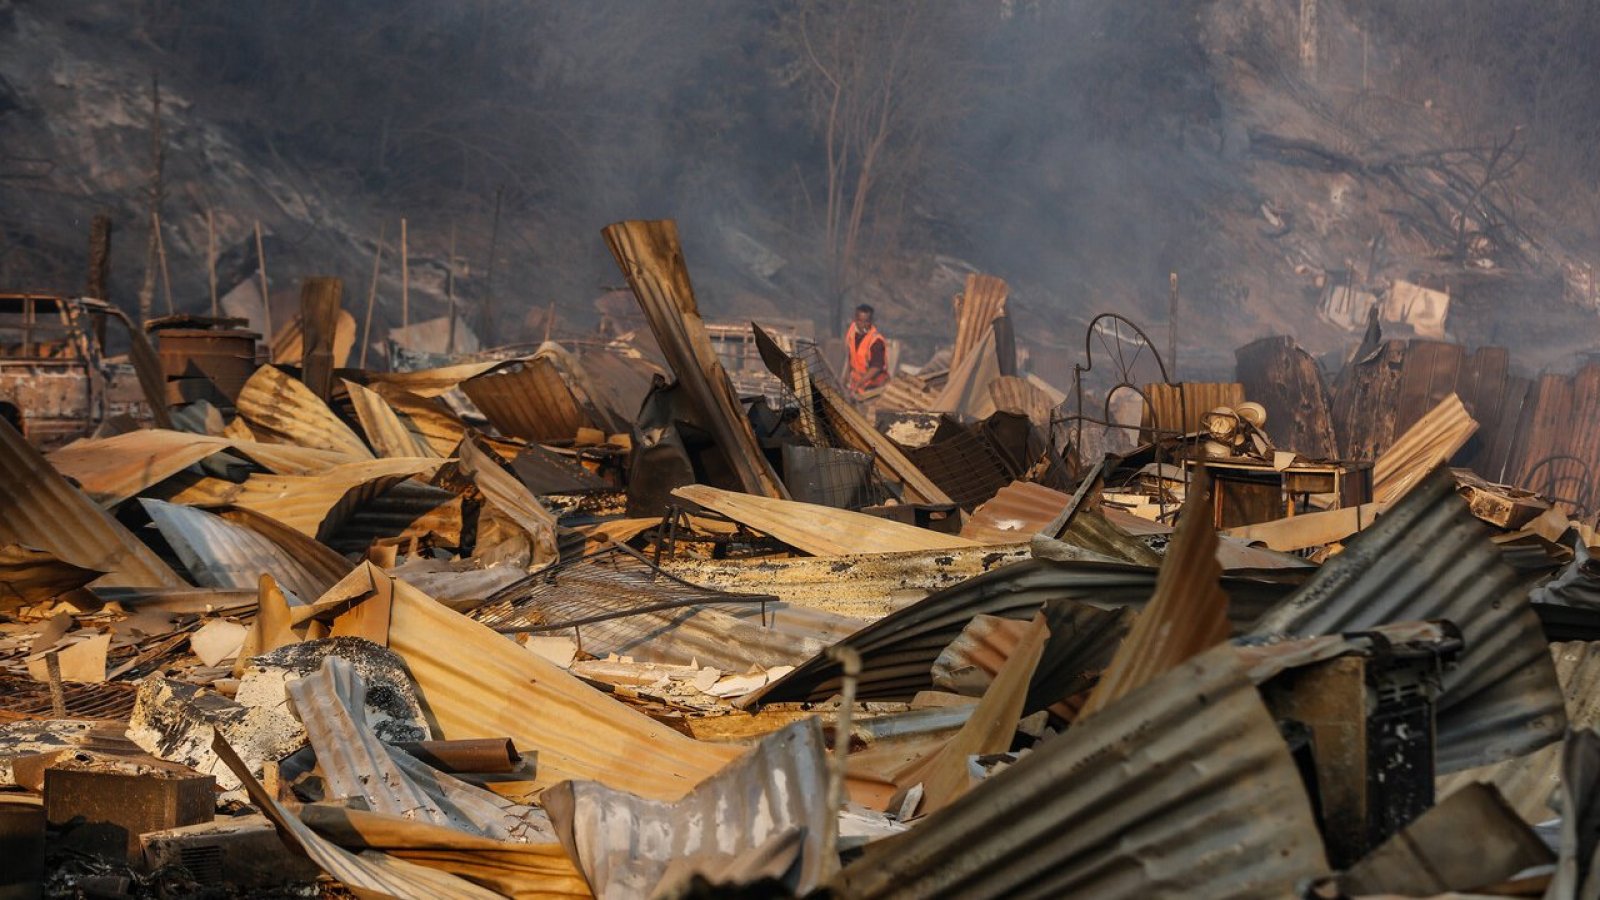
[602,220,786,499]
[1436,640,1600,823]
[931,602,1131,717]
[384,570,742,798]
[831,646,1329,899]
[1455,345,1511,476]
[226,458,441,540]
[344,380,436,458]
[1371,393,1478,504]
[1140,382,1245,438]
[1079,473,1228,717]
[0,545,103,608]
[46,430,231,507]
[460,357,589,443]
[363,360,502,398]
[154,328,259,402]
[326,481,464,554]
[950,273,1008,371]
[367,385,469,457]
[544,718,834,899]
[1331,336,1406,460]
[750,557,1295,706]
[140,500,337,602]
[235,365,372,458]
[672,484,978,557]
[0,417,184,589]
[961,481,1069,545]
[1234,336,1338,459]
[209,733,504,900]
[1249,466,1565,772]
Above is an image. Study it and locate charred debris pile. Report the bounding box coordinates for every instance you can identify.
[5,219,1600,899]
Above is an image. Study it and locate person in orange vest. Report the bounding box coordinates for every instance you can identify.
[845,303,889,404]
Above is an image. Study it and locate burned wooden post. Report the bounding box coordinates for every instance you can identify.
[299,277,343,402]
[85,214,111,300]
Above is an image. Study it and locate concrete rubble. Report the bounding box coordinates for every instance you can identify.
[5,219,1600,899]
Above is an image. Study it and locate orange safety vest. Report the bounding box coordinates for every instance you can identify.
[846,323,888,391]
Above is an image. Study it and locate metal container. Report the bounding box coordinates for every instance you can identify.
[155,328,260,403]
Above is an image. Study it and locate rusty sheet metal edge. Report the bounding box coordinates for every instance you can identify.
[747,556,1295,706]
[460,357,590,443]
[1437,640,1600,822]
[46,430,232,506]
[384,570,742,798]
[951,273,1007,371]
[140,499,333,602]
[602,220,786,499]
[208,730,503,900]
[1248,465,1565,772]
[831,645,1329,899]
[235,365,373,458]
[0,417,184,589]
[344,380,436,459]
[543,718,833,899]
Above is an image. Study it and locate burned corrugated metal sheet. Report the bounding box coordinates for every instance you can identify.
[603,220,786,500]
[962,481,1070,545]
[1331,333,1407,461]
[214,506,352,590]
[235,365,373,458]
[471,545,850,672]
[460,357,591,443]
[345,380,436,458]
[1235,335,1338,459]
[210,732,504,900]
[459,437,559,567]
[986,375,1056,429]
[141,500,334,602]
[1437,640,1600,823]
[511,445,606,496]
[46,430,232,507]
[227,458,442,540]
[385,571,742,798]
[931,603,1131,717]
[287,656,550,843]
[326,482,464,554]
[831,646,1329,899]
[950,273,1007,371]
[1371,392,1477,504]
[672,484,978,557]
[1078,472,1229,717]
[750,556,1295,706]
[544,718,833,899]
[0,417,184,589]
[1141,382,1245,439]
[366,385,469,458]
[0,545,102,608]
[1248,466,1565,773]
[364,361,503,398]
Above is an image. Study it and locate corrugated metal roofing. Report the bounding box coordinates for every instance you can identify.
[46,430,232,506]
[366,385,470,457]
[210,732,503,900]
[603,220,787,500]
[364,361,503,397]
[1437,640,1600,822]
[673,484,979,557]
[386,571,742,799]
[345,380,437,458]
[235,365,373,458]
[0,418,184,589]
[227,458,442,539]
[931,603,1131,717]
[750,556,1295,706]
[1371,392,1478,504]
[461,357,590,443]
[1141,382,1245,438]
[1248,466,1565,773]
[950,273,1007,371]
[0,544,103,607]
[1078,473,1229,717]
[543,718,834,899]
[987,375,1057,429]
[831,645,1329,898]
[141,500,335,602]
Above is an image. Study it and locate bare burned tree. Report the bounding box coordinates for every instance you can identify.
[782,0,971,333]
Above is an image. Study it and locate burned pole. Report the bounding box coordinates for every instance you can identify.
[1168,272,1179,381]
[86,214,111,300]
[205,208,219,317]
[360,223,386,369]
[400,217,410,333]
[254,221,272,356]
[136,73,164,326]
[482,186,502,339]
